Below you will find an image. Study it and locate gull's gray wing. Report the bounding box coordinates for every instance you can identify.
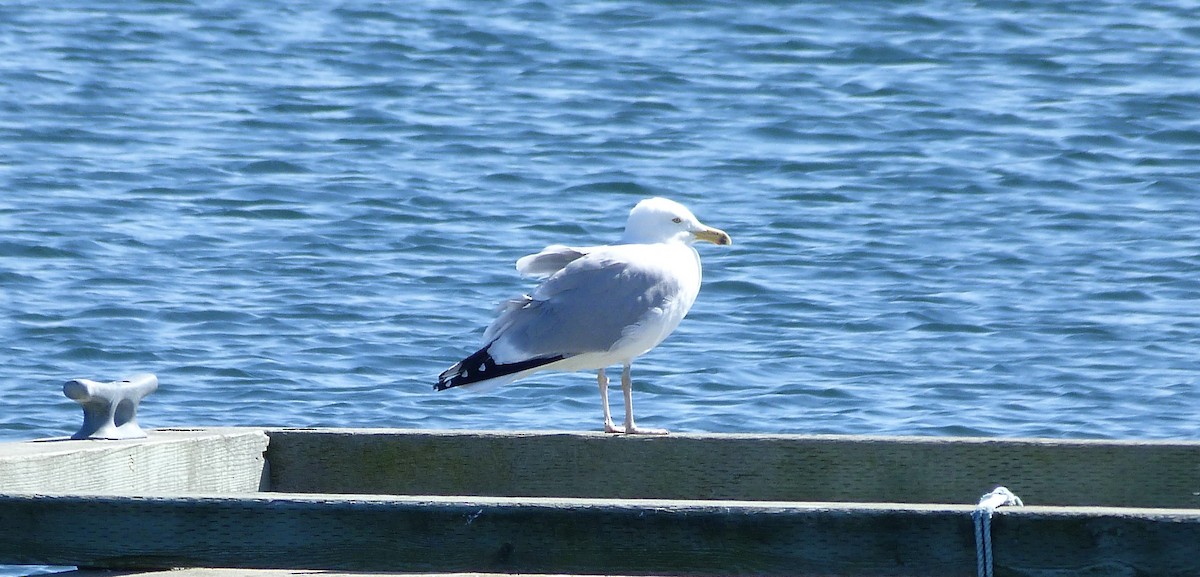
[486,247,682,361]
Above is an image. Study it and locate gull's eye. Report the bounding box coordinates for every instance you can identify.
[671,217,683,224]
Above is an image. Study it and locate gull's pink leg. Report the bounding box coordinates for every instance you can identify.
[598,368,623,433]
[622,362,668,435]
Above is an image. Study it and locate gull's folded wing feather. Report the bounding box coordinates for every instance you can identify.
[515,245,590,279]
[487,247,682,363]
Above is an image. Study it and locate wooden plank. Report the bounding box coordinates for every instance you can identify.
[0,428,269,494]
[45,570,656,577]
[1,493,1198,576]
[264,429,1200,507]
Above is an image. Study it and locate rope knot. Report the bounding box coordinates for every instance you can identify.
[973,486,1023,577]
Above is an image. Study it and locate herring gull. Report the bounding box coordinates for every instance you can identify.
[435,197,731,434]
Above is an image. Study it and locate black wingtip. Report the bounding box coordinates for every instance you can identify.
[435,345,565,391]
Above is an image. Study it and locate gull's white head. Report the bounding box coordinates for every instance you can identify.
[621,197,732,246]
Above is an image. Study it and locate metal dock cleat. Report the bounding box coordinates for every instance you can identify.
[63,373,158,440]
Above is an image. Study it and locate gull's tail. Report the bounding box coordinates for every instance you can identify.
[435,345,565,391]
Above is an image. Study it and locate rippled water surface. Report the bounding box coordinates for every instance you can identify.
[2,0,1198,452]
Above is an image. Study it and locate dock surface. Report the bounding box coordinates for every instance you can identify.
[2,428,1198,576]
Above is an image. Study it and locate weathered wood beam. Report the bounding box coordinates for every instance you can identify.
[0,428,268,494]
[45,571,622,577]
[264,429,1200,507]
[0,493,1197,576]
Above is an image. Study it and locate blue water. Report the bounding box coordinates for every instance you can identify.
[3,0,1199,451]
[2,3,1199,575]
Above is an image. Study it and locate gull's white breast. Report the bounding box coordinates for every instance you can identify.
[604,242,702,363]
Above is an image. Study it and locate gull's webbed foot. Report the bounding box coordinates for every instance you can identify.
[624,425,669,435]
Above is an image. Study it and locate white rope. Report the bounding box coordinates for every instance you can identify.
[972,486,1023,577]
